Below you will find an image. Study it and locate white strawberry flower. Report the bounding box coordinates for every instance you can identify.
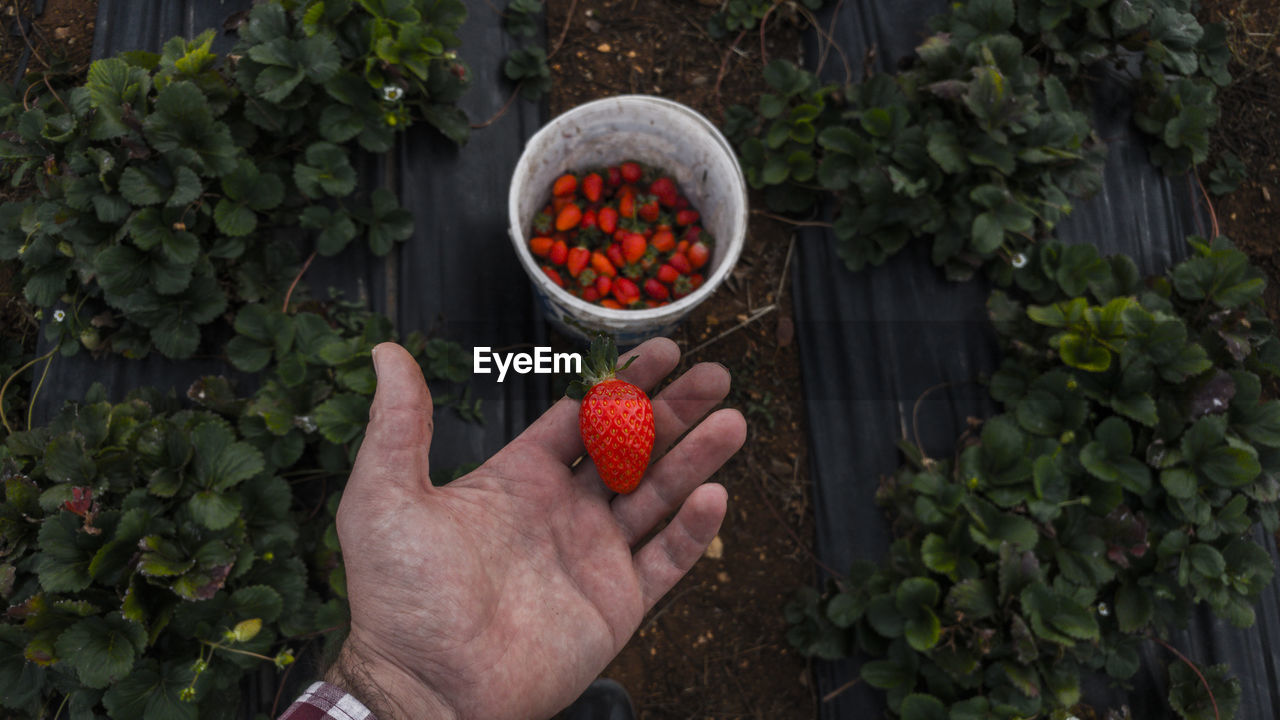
[53,309,66,322]
[383,85,404,102]
[1011,252,1028,268]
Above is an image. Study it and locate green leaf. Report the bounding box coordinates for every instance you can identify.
[143,81,237,177]
[1079,417,1150,494]
[314,393,371,444]
[971,212,1005,254]
[903,608,941,652]
[1114,582,1153,633]
[825,592,864,628]
[926,130,966,174]
[167,165,202,206]
[191,421,265,491]
[54,615,146,689]
[861,659,912,689]
[34,512,100,593]
[119,167,165,206]
[188,490,241,530]
[214,199,257,236]
[898,693,947,720]
[946,579,996,620]
[319,104,366,143]
[294,142,358,198]
[102,659,196,720]
[1058,332,1112,372]
[364,188,415,255]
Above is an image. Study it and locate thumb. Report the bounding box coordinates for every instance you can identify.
[347,342,435,498]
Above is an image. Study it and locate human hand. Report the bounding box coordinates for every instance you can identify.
[324,338,745,720]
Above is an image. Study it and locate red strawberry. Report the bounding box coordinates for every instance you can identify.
[643,278,669,300]
[556,204,582,231]
[674,195,690,210]
[618,188,636,219]
[606,166,622,187]
[668,252,692,275]
[549,239,568,266]
[649,177,678,207]
[583,287,600,302]
[682,225,702,243]
[529,236,554,257]
[690,273,704,289]
[650,229,675,253]
[675,209,699,226]
[580,208,598,230]
[595,275,612,297]
[567,247,590,277]
[656,264,680,285]
[542,266,565,288]
[612,277,641,305]
[552,173,578,197]
[687,241,710,270]
[590,251,616,278]
[622,233,647,264]
[638,199,660,223]
[600,298,622,309]
[598,206,619,235]
[582,173,604,203]
[620,161,643,184]
[606,243,626,270]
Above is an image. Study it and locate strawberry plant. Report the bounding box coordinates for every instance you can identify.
[706,0,829,38]
[725,0,1230,279]
[0,0,471,359]
[0,298,475,719]
[786,237,1280,719]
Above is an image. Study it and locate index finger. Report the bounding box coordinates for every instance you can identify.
[506,336,681,466]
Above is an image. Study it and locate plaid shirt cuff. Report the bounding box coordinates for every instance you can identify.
[279,681,376,720]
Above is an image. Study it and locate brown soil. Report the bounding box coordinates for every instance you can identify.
[1201,0,1280,324]
[539,2,820,717]
[0,0,94,87]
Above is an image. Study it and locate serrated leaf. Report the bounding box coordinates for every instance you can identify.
[214,199,257,236]
[314,393,371,444]
[119,167,165,206]
[188,491,241,530]
[102,659,196,720]
[53,615,145,689]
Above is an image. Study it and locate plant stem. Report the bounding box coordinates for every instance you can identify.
[202,640,276,663]
[0,347,55,436]
[26,348,54,430]
[1150,636,1221,720]
[750,209,834,228]
[282,251,317,313]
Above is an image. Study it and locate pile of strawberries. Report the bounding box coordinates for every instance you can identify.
[527,160,712,309]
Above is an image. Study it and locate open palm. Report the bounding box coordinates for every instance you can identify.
[325,338,745,720]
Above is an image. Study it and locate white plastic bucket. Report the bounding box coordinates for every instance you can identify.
[508,95,748,345]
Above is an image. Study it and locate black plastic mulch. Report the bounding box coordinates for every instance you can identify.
[794,1,1280,718]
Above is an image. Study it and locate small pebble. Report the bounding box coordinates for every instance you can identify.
[596,42,611,52]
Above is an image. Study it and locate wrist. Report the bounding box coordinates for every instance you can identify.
[324,634,457,720]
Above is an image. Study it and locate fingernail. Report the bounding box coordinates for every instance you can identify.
[370,346,381,378]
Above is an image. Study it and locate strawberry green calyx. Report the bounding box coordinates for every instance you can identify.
[566,333,636,400]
